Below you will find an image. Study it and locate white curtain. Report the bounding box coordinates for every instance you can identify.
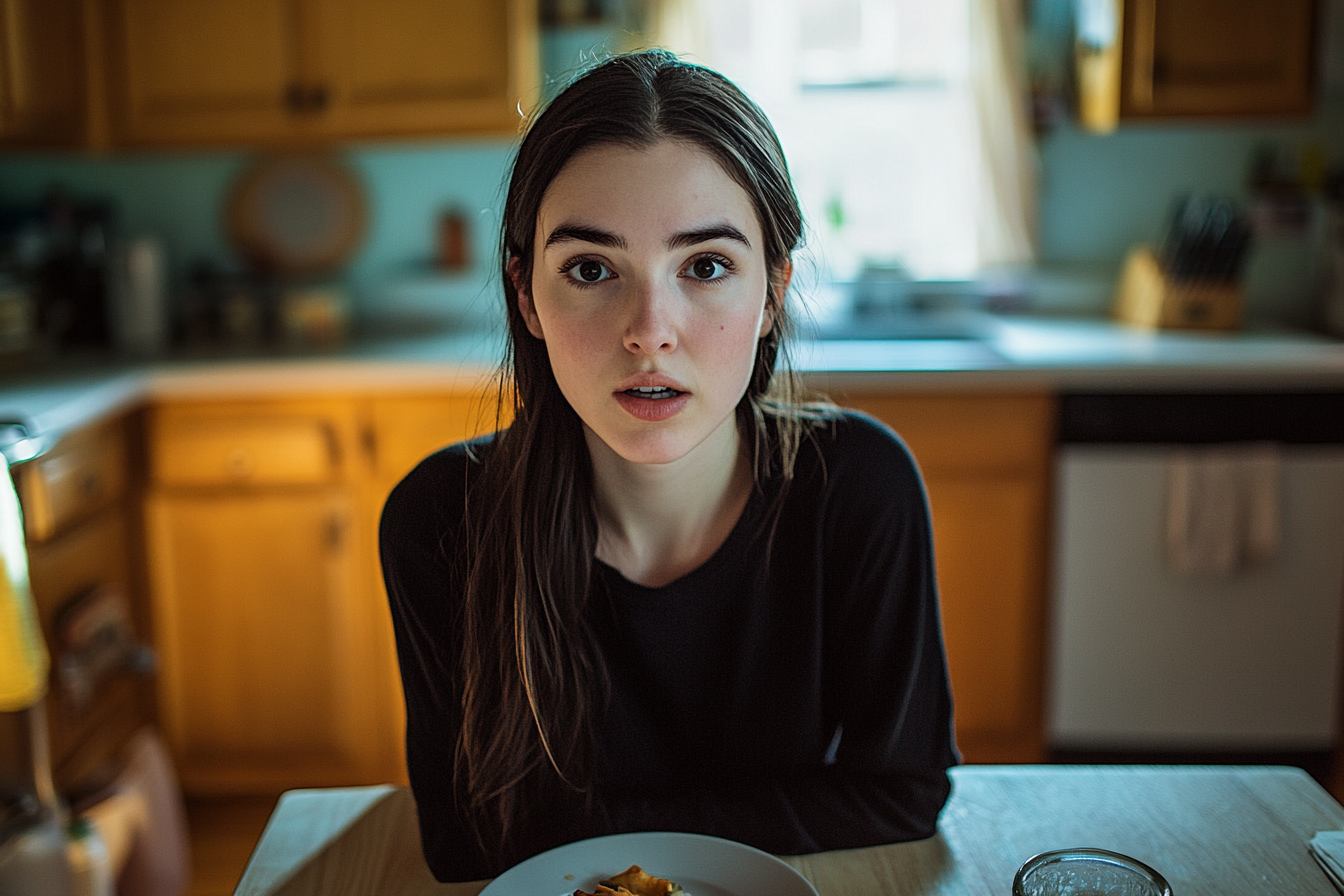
[969,0,1040,268]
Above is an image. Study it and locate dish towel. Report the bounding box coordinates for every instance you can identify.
[1311,831,1344,893]
[1165,442,1281,576]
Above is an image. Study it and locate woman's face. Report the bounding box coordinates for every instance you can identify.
[517,140,778,467]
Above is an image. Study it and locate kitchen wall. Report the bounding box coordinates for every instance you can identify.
[0,2,1341,333]
[0,137,518,333]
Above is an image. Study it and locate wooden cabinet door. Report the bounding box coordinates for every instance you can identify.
[146,487,392,793]
[105,0,320,146]
[358,387,507,786]
[366,388,505,489]
[317,0,538,139]
[103,0,537,146]
[837,392,1055,764]
[0,0,87,145]
[1120,0,1316,118]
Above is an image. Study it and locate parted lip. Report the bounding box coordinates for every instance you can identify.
[614,372,689,393]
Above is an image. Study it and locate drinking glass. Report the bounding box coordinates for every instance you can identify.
[1013,847,1173,896]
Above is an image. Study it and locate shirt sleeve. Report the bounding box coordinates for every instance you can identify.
[816,412,958,844]
[379,447,494,882]
[822,413,958,779]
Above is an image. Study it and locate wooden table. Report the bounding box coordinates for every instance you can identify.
[233,765,1344,895]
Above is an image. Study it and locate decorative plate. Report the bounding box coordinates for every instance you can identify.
[226,153,367,275]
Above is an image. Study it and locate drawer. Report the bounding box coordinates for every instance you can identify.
[151,416,339,487]
[16,419,128,543]
[837,393,1056,474]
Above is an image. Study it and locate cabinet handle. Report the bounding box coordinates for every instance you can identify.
[308,84,329,112]
[284,83,330,115]
[1130,0,1157,110]
[80,471,103,498]
[285,82,307,113]
[360,424,377,468]
[226,449,255,479]
[324,512,346,552]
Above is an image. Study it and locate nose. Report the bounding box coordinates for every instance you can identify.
[623,277,677,355]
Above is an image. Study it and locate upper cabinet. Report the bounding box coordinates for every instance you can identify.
[1119,0,1316,119]
[104,0,312,147]
[0,0,539,149]
[105,0,538,147]
[0,0,91,146]
[1075,0,1317,130]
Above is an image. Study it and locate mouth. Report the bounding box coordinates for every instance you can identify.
[613,381,691,421]
[621,385,685,400]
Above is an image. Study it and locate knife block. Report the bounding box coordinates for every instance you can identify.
[1112,247,1244,330]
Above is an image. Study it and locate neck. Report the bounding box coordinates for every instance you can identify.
[587,414,753,588]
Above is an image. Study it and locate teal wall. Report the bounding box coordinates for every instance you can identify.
[0,139,516,325]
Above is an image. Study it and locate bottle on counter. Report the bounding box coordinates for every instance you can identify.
[66,817,113,896]
[110,235,168,357]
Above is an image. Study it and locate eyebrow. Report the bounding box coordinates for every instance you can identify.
[667,224,752,251]
[543,222,752,251]
[545,225,626,250]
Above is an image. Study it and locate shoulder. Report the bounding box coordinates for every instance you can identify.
[379,434,495,546]
[800,408,923,492]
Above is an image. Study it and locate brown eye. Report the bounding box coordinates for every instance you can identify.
[565,259,613,284]
[688,256,727,280]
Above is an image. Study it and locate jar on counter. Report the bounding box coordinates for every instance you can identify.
[0,272,36,358]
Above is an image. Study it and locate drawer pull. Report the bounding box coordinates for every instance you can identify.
[324,512,346,551]
[80,472,102,498]
[226,450,256,480]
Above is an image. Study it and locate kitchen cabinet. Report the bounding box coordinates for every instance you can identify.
[0,0,91,146]
[143,386,503,795]
[837,391,1055,764]
[139,380,1049,791]
[359,387,507,785]
[143,396,396,793]
[1117,0,1315,120]
[102,0,539,147]
[15,411,159,801]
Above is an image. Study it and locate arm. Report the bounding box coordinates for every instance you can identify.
[379,451,495,882]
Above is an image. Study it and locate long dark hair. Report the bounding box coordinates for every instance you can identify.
[455,48,821,854]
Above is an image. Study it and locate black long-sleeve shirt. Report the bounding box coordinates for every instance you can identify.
[379,410,958,882]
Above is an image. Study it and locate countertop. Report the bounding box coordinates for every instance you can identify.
[5,313,1344,445]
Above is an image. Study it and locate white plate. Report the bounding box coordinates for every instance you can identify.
[479,831,819,896]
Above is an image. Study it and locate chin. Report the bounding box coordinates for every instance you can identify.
[610,433,701,466]
[588,422,707,467]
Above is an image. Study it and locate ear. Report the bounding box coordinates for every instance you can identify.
[509,257,545,340]
[760,259,792,339]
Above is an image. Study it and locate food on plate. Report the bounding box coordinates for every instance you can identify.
[573,865,684,896]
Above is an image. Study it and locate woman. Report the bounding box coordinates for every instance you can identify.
[379,49,958,883]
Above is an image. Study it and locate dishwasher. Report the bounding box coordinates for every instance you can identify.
[1047,392,1344,756]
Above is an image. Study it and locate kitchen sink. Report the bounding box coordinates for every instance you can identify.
[806,307,996,341]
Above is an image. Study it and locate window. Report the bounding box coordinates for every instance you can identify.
[654,0,1035,288]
